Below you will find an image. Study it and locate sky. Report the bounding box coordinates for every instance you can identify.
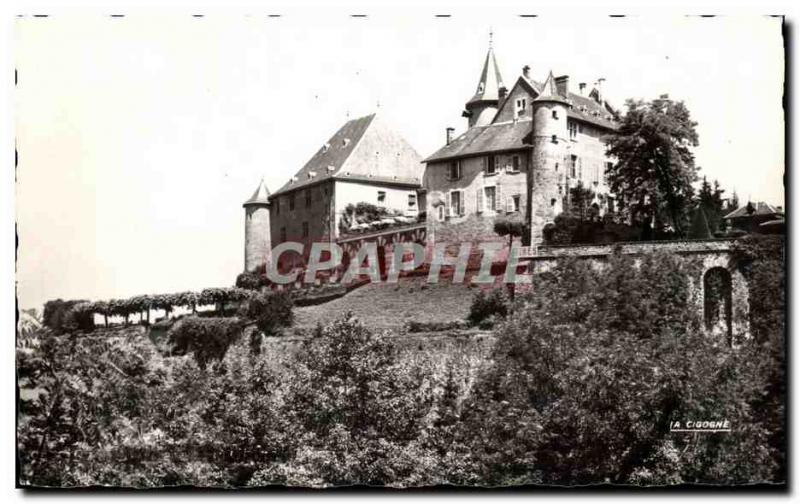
[15,14,784,310]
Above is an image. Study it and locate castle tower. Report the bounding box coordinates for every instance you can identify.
[243,178,272,272]
[529,71,571,247]
[463,38,506,128]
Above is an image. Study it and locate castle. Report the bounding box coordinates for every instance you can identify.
[243,42,619,272]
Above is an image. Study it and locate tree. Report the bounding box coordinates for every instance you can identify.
[493,215,527,250]
[606,95,700,237]
[687,206,712,239]
[696,176,726,233]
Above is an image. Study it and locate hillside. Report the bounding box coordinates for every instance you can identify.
[293,275,479,331]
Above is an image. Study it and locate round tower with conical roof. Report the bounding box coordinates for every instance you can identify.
[243,178,272,272]
[530,71,571,247]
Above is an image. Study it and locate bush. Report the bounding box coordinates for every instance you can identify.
[405,320,467,333]
[43,299,93,333]
[467,289,508,327]
[235,271,263,291]
[166,316,246,367]
[238,291,294,336]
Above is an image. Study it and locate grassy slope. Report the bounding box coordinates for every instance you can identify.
[293,276,478,331]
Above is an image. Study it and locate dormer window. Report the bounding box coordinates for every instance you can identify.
[478,82,485,93]
[322,143,330,153]
[515,98,527,116]
[342,138,351,147]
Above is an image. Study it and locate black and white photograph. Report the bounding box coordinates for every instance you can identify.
[7,2,792,494]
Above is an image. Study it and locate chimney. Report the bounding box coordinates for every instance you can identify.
[498,86,508,101]
[522,65,531,79]
[596,77,606,103]
[446,127,455,145]
[555,75,569,97]
[579,82,586,95]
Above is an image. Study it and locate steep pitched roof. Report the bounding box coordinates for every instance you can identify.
[273,114,376,195]
[467,47,505,105]
[273,113,423,196]
[533,71,571,106]
[424,120,532,162]
[515,74,617,130]
[243,178,271,206]
[723,202,782,219]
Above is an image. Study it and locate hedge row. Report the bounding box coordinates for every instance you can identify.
[69,287,258,320]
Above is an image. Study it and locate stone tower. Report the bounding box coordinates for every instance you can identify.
[529,71,571,247]
[463,40,506,128]
[243,178,271,272]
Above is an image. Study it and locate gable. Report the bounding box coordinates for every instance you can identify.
[494,78,536,123]
[338,115,424,184]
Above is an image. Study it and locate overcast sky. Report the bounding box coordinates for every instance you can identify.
[15,14,784,310]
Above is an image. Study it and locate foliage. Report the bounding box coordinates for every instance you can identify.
[454,251,782,485]
[42,299,93,333]
[167,316,247,368]
[695,176,727,234]
[687,206,712,239]
[67,287,257,330]
[493,215,527,248]
[405,320,468,333]
[467,289,508,327]
[606,95,700,237]
[545,211,640,245]
[18,249,785,487]
[237,291,294,336]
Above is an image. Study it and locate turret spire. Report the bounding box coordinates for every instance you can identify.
[534,70,571,107]
[463,39,506,128]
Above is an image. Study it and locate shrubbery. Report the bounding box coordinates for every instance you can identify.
[18,249,785,487]
[405,320,467,333]
[42,299,93,333]
[466,288,508,327]
[167,316,246,367]
[238,291,294,336]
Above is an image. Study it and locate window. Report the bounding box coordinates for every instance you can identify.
[408,194,416,208]
[280,227,287,242]
[569,155,577,178]
[437,205,445,221]
[568,121,578,140]
[515,98,527,116]
[551,134,558,144]
[289,194,295,211]
[511,195,521,212]
[302,222,309,238]
[485,155,497,175]
[450,190,463,216]
[484,186,496,212]
[448,160,462,181]
[275,198,281,216]
[552,110,559,120]
[377,191,386,203]
[305,190,311,207]
[511,155,521,172]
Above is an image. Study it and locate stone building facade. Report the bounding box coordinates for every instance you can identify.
[242,113,424,271]
[424,44,620,249]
